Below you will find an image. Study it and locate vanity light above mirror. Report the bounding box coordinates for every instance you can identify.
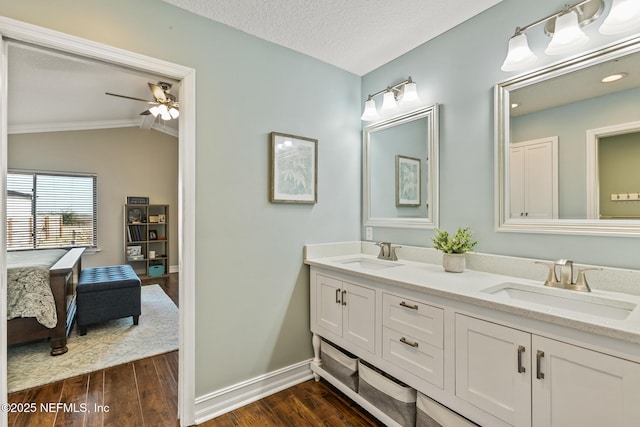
[361,76,421,122]
[501,0,640,72]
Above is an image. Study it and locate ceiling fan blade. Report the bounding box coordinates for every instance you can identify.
[105,92,157,104]
[148,83,167,103]
[140,109,152,116]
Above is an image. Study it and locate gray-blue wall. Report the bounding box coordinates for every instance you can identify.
[362,0,640,269]
[0,0,361,398]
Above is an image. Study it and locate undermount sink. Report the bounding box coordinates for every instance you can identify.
[482,282,636,320]
[338,256,403,270]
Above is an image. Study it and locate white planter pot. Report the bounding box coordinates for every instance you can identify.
[442,253,465,273]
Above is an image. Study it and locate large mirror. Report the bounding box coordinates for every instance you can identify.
[496,35,640,236]
[363,104,439,229]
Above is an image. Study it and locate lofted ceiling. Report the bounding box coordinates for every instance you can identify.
[7,43,180,136]
[7,1,507,133]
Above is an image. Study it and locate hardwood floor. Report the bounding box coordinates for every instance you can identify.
[201,379,384,427]
[7,351,179,427]
[8,353,381,427]
[7,273,383,426]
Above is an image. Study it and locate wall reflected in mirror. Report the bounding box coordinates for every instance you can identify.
[496,35,640,235]
[364,105,439,229]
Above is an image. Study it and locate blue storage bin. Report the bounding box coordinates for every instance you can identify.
[148,265,165,276]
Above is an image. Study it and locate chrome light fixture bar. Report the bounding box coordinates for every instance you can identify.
[361,76,421,121]
[501,0,640,72]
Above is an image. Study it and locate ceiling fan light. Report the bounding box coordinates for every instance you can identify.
[501,33,538,71]
[169,107,180,119]
[160,111,171,121]
[149,105,160,117]
[599,0,640,34]
[545,10,590,56]
[361,98,380,121]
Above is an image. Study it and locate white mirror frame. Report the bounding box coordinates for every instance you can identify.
[363,104,439,229]
[495,35,640,237]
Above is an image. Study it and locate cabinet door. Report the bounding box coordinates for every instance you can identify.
[316,274,343,337]
[524,142,555,219]
[455,314,531,427]
[342,281,375,353]
[533,335,640,427]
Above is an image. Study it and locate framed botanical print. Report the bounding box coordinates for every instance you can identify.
[269,132,318,203]
[396,155,421,207]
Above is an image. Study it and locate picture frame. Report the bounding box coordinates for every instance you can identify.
[128,208,143,223]
[126,196,149,205]
[149,230,158,240]
[127,246,142,258]
[396,155,421,207]
[158,214,166,224]
[269,132,318,204]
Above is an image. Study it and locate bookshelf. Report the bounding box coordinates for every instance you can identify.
[124,204,169,283]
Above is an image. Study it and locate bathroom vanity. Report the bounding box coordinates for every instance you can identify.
[305,242,640,427]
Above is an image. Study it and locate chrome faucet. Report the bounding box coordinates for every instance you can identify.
[375,242,400,261]
[535,259,601,292]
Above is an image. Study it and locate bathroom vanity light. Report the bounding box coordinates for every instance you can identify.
[360,76,421,121]
[501,0,640,72]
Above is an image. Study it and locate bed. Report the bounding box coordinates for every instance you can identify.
[7,247,85,355]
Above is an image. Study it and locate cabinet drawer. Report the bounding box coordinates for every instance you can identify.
[382,293,444,349]
[382,327,444,389]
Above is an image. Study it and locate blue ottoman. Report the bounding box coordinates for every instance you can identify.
[77,265,141,336]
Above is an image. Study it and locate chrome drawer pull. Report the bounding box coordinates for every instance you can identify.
[400,337,419,348]
[517,345,526,373]
[399,301,419,310]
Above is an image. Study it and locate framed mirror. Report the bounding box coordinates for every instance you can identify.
[363,104,439,229]
[495,35,640,236]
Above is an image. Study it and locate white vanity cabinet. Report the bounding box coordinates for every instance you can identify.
[455,314,640,427]
[314,273,376,354]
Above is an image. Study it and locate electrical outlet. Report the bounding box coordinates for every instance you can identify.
[365,227,373,240]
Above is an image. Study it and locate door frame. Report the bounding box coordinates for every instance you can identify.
[0,17,197,426]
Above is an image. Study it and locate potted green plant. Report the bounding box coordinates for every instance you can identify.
[432,227,477,272]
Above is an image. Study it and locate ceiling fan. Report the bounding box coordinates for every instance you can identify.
[105,82,179,120]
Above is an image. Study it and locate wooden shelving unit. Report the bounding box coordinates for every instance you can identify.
[124,204,169,283]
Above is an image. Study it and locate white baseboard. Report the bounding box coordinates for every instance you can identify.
[194,359,313,424]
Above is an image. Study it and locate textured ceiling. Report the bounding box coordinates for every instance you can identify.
[160,0,504,75]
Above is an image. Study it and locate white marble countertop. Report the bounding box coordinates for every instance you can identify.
[304,242,640,345]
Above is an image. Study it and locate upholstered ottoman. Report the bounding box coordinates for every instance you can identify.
[76,265,141,336]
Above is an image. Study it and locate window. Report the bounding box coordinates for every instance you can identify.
[7,171,97,250]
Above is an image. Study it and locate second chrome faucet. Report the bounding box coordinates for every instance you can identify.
[375,242,400,261]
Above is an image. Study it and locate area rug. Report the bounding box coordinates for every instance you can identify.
[7,284,178,392]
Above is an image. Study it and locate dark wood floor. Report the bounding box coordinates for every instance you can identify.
[6,273,382,426]
[201,379,384,427]
[8,351,179,427]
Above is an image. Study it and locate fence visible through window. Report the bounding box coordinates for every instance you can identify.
[7,171,97,250]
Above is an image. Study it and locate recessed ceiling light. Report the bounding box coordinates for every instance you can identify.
[511,103,519,109]
[601,72,628,83]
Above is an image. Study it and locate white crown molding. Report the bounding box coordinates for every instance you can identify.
[8,119,139,134]
[9,119,179,137]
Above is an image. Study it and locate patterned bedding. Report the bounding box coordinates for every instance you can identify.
[7,249,67,328]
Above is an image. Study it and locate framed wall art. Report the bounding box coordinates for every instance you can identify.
[396,155,421,207]
[269,132,318,203]
[126,196,149,205]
